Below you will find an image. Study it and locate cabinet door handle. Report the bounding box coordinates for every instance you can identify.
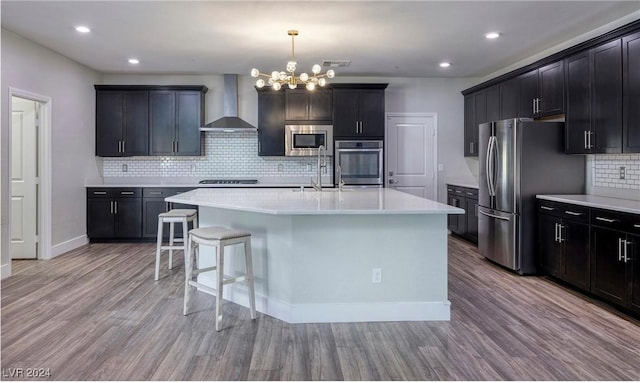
[634,224,640,228]
[558,225,565,242]
[122,141,125,153]
[355,121,359,134]
[469,142,474,153]
[110,201,114,214]
[564,211,582,216]
[618,238,624,261]
[584,131,588,150]
[554,223,559,242]
[624,240,633,262]
[540,206,555,211]
[532,99,536,115]
[587,131,593,149]
[114,201,118,214]
[596,217,617,223]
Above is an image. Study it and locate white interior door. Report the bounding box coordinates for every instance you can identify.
[386,114,437,200]
[11,97,39,259]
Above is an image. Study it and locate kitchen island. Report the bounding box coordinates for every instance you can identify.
[166,187,463,323]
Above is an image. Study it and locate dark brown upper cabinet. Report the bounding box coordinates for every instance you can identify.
[285,88,332,122]
[95,90,149,157]
[623,31,640,153]
[565,39,622,154]
[518,61,564,118]
[257,89,285,156]
[150,89,205,156]
[333,85,386,139]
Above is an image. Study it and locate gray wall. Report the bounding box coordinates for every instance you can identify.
[1,29,101,274]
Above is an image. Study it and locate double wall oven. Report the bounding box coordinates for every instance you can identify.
[334,140,384,187]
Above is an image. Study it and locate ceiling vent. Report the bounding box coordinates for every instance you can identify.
[322,60,351,68]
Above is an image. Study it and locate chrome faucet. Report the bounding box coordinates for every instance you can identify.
[336,164,345,191]
[311,145,327,191]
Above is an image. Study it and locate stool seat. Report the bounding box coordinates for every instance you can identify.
[155,209,198,281]
[183,226,256,331]
[159,209,197,218]
[189,226,251,241]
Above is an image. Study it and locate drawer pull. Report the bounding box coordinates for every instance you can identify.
[634,224,640,228]
[540,206,555,211]
[466,192,474,196]
[120,191,135,195]
[92,191,107,195]
[596,217,618,223]
[447,189,453,192]
[564,211,583,216]
[455,190,462,194]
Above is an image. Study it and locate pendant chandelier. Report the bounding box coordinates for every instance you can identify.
[251,30,335,91]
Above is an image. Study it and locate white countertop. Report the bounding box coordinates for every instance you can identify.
[85,176,332,188]
[537,195,640,215]
[167,187,465,215]
[446,179,479,189]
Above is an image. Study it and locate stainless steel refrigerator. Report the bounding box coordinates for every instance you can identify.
[478,118,585,275]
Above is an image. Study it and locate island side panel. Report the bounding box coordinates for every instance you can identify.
[196,206,296,321]
[289,214,449,323]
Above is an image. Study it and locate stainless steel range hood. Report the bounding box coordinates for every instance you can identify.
[200,74,257,133]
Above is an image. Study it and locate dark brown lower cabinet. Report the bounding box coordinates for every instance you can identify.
[447,184,478,244]
[142,188,196,240]
[538,200,640,316]
[538,201,590,291]
[87,188,142,240]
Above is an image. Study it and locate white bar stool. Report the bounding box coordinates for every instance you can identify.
[154,209,198,280]
[183,226,256,331]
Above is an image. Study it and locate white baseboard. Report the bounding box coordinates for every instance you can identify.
[198,274,450,323]
[51,234,88,259]
[1,263,12,280]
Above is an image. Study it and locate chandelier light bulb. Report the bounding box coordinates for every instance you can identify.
[250,29,336,91]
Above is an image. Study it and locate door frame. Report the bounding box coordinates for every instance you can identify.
[7,87,52,264]
[384,112,439,201]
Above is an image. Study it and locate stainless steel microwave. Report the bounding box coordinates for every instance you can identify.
[285,125,333,156]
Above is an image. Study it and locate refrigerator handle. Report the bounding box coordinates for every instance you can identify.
[487,136,496,197]
[478,209,510,221]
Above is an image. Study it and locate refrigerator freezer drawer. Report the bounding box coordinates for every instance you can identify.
[478,207,519,271]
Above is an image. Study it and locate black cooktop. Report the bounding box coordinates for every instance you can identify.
[199,179,258,185]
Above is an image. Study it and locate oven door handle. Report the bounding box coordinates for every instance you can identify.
[335,148,383,153]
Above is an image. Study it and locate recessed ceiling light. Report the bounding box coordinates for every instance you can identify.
[485,32,500,39]
[75,26,91,33]
[439,62,451,68]
[128,58,140,65]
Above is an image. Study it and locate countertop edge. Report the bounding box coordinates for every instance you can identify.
[536,195,640,215]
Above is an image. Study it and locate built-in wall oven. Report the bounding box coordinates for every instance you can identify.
[334,140,383,187]
[285,125,333,156]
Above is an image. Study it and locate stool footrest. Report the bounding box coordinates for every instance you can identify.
[160,245,186,251]
[192,266,217,276]
[188,280,218,296]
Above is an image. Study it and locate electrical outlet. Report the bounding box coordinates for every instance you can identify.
[122,164,127,172]
[438,163,444,171]
[620,166,626,180]
[277,163,284,172]
[372,268,382,284]
[191,163,196,172]
[307,163,312,171]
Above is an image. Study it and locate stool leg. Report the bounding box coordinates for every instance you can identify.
[183,235,195,315]
[181,217,189,264]
[168,222,175,269]
[244,238,257,320]
[155,218,164,281]
[215,243,224,331]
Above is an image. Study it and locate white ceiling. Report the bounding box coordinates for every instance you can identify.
[2,1,639,78]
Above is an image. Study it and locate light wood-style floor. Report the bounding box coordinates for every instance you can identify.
[2,237,640,380]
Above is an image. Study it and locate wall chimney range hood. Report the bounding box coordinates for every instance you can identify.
[200,74,257,133]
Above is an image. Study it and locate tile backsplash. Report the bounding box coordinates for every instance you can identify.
[592,154,640,190]
[102,132,332,178]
